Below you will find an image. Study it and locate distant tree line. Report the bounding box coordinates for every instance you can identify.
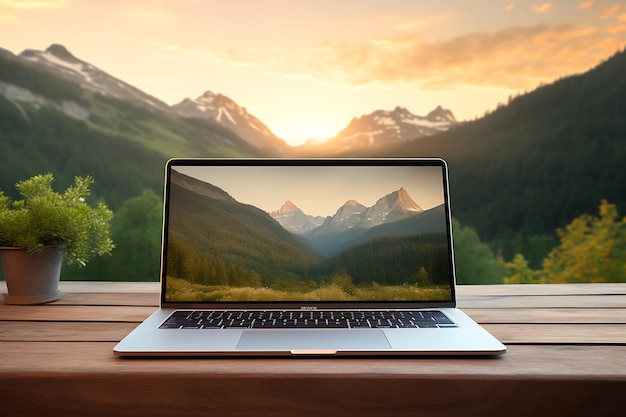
[60,189,163,281]
[163,227,452,290]
[0,95,165,210]
[13,191,618,287]
[318,233,451,286]
[504,200,626,283]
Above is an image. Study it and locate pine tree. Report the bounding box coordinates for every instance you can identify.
[412,267,430,286]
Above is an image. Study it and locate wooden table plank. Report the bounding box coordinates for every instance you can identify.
[2,322,625,344]
[465,308,626,323]
[9,379,626,417]
[51,292,159,306]
[0,322,139,342]
[0,291,158,307]
[4,283,626,308]
[1,282,625,417]
[456,283,626,296]
[0,304,156,322]
[1,342,625,377]
[1,305,623,324]
[2,369,622,417]
[458,294,626,308]
[482,323,626,344]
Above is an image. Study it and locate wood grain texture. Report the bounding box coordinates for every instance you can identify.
[1,343,625,377]
[2,373,623,417]
[1,282,625,416]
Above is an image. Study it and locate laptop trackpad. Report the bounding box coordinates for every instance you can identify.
[237,329,391,352]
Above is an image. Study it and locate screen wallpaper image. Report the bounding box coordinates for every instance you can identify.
[164,165,453,303]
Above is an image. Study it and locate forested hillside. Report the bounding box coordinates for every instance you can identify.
[2,44,625,284]
[381,47,626,267]
[0,48,277,282]
[0,49,272,209]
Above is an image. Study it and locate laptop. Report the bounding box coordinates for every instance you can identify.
[114,158,506,357]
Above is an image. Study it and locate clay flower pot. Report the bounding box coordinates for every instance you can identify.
[1,246,63,305]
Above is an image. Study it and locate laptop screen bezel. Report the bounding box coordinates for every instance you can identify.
[159,158,457,309]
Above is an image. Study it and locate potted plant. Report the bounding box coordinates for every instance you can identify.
[0,173,114,304]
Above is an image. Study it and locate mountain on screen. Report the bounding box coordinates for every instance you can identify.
[271,187,444,256]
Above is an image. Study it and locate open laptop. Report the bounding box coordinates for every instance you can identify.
[114,158,506,357]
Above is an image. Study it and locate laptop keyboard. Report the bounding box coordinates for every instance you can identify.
[159,310,458,329]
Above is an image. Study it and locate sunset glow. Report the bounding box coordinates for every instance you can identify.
[1,0,625,145]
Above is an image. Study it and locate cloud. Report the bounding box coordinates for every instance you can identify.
[0,0,66,9]
[532,3,553,13]
[0,12,19,21]
[600,3,621,19]
[389,14,454,33]
[156,42,254,66]
[121,7,177,26]
[605,11,626,33]
[296,22,626,92]
[578,1,594,10]
[153,16,626,96]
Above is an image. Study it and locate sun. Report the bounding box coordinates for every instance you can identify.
[272,123,339,147]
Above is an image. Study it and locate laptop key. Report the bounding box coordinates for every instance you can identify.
[161,310,458,330]
[223,320,254,328]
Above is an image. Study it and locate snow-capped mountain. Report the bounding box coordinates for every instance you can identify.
[15,44,291,154]
[288,188,429,257]
[7,43,459,158]
[270,201,325,234]
[310,188,423,237]
[18,44,170,111]
[172,91,291,153]
[307,105,457,154]
[272,188,423,236]
[361,187,423,226]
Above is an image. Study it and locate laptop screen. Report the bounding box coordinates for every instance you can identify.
[161,159,455,306]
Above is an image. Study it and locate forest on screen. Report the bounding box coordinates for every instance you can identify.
[163,180,452,302]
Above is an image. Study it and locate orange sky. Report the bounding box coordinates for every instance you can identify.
[1,0,626,145]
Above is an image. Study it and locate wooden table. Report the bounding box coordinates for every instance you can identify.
[1,282,625,417]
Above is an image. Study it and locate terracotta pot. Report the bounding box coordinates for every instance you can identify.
[0,246,63,305]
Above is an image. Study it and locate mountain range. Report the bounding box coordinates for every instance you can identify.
[173,170,444,260]
[171,90,292,154]
[271,188,423,234]
[270,201,325,234]
[2,42,626,269]
[18,44,171,112]
[168,169,319,284]
[298,105,457,154]
[3,44,454,156]
[271,188,443,257]
[0,43,457,205]
[168,169,450,288]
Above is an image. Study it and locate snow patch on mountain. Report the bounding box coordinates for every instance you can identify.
[19,44,170,111]
[307,105,458,154]
[272,188,424,236]
[172,90,290,154]
[0,81,90,121]
[270,201,325,234]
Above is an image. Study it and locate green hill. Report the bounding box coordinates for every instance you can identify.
[0,49,270,209]
[3,42,626,281]
[166,170,320,287]
[366,47,626,264]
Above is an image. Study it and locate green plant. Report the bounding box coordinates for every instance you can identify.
[0,173,114,267]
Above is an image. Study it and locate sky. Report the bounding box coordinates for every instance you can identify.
[174,165,445,216]
[1,1,626,146]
